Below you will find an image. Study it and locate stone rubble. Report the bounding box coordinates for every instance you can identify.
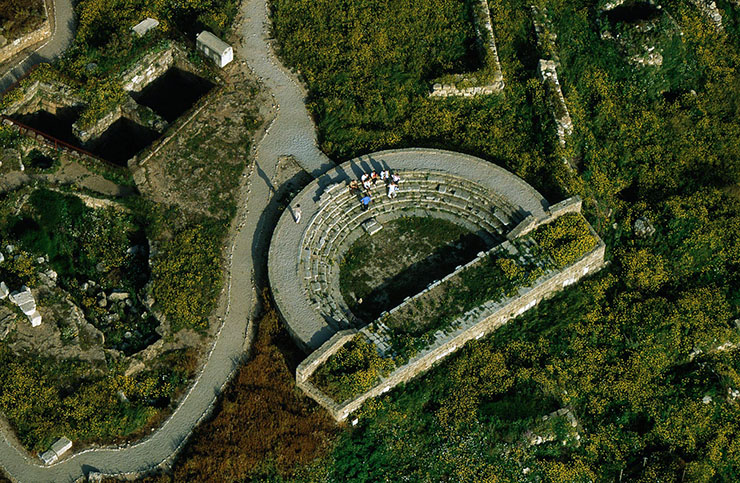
[8,286,42,327]
[538,59,574,148]
[690,0,724,32]
[634,217,656,238]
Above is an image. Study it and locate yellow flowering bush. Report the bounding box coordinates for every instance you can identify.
[311,335,395,402]
[530,213,598,268]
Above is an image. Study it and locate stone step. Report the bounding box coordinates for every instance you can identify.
[361,218,383,235]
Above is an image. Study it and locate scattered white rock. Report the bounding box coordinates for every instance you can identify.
[45,269,57,282]
[634,217,656,238]
[702,395,713,404]
[131,18,159,37]
[108,291,130,302]
[10,287,36,315]
[28,310,42,327]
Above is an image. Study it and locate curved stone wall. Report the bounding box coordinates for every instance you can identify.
[268,148,549,352]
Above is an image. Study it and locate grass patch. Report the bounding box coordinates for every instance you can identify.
[339,217,488,320]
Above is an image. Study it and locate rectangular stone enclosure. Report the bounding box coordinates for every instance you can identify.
[296,198,606,421]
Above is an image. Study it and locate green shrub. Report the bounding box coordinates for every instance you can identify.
[311,335,396,403]
[0,125,21,149]
[0,343,192,451]
[152,222,224,332]
[529,213,598,268]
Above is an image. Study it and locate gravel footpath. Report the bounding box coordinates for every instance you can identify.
[239,0,334,177]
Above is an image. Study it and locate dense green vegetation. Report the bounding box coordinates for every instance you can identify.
[311,335,395,403]
[0,0,44,41]
[151,220,224,332]
[271,0,564,198]
[530,212,598,268]
[9,189,138,284]
[0,345,198,452]
[267,0,740,480]
[0,187,157,350]
[0,188,228,448]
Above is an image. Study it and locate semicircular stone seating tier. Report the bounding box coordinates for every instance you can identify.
[268,149,549,352]
[301,171,522,330]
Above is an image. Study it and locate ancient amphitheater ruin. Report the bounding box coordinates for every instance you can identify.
[268,148,606,421]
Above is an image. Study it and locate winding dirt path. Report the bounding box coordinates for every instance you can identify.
[0,0,332,480]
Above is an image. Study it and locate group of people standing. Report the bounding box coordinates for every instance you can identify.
[349,169,401,210]
[292,169,403,223]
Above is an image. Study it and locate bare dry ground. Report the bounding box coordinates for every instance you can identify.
[135,67,266,221]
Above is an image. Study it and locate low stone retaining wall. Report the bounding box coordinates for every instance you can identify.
[1,80,84,117]
[430,82,502,98]
[538,59,573,148]
[296,329,357,383]
[72,97,167,143]
[507,196,582,240]
[429,0,504,98]
[122,45,176,93]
